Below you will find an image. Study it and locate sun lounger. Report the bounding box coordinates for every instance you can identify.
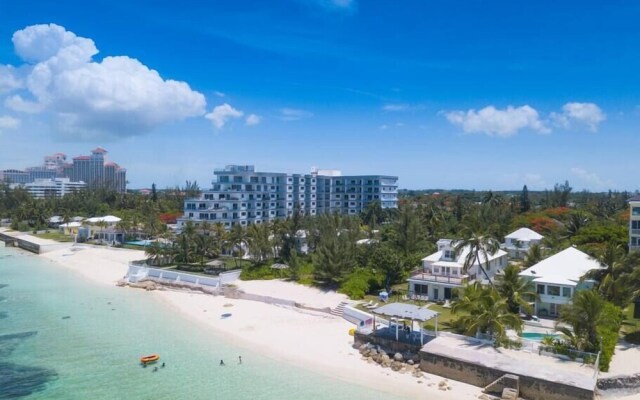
[366,302,379,310]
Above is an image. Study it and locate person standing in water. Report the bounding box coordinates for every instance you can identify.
[220,359,225,366]
[238,356,242,364]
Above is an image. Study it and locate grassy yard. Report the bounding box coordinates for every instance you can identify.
[621,305,640,344]
[34,231,74,242]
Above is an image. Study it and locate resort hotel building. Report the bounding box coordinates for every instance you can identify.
[1,148,127,193]
[177,165,398,230]
[629,195,640,252]
[11,178,87,199]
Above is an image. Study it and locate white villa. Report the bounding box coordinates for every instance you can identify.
[502,227,544,259]
[519,246,604,317]
[408,239,508,301]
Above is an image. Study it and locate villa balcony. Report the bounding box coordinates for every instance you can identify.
[409,270,467,286]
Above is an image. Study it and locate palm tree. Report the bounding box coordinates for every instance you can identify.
[589,243,635,308]
[523,243,544,268]
[496,264,538,314]
[145,241,164,266]
[454,229,501,287]
[452,282,523,341]
[557,290,621,352]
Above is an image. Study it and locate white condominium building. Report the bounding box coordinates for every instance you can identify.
[11,178,87,198]
[177,165,398,230]
[630,195,640,252]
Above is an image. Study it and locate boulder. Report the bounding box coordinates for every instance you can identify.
[407,359,414,365]
[391,361,403,371]
[393,352,403,362]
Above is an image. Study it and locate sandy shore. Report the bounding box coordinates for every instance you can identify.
[2,238,480,399]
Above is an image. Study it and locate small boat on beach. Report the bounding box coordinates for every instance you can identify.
[140,354,160,365]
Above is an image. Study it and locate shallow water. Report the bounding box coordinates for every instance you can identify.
[0,246,405,399]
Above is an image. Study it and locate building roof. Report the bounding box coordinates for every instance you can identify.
[92,147,108,154]
[505,227,544,241]
[73,156,90,160]
[372,303,439,322]
[422,243,507,267]
[60,222,82,228]
[628,195,640,202]
[86,215,121,223]
[519,246,605,286]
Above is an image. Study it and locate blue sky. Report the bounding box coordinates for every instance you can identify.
[0,0,639,191]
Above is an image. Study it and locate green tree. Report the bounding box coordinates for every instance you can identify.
[452,283,523,341]
[454,230,501,286]
[557,290,621,353]
[496,264,538,314]
[520,185,531,213]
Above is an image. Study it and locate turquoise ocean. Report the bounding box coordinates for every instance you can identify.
[0,245,407,400]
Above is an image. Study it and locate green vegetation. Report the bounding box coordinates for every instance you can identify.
[2,180,640,369]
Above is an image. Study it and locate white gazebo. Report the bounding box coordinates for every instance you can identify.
[372,302,439,345]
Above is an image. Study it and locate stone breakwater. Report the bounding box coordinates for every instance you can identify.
[356,344,456,392]
[597,373,640,390]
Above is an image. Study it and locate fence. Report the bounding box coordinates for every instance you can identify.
[125,262,241,291]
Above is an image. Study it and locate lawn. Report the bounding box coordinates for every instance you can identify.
[34,231,74,242]
[621,305,640,344]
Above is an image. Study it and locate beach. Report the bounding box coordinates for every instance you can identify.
[3,233,485,400]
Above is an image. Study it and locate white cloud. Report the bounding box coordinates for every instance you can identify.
[245,114,261,126]
[379,124,389,130]
[0,115,20,133]
[0,65,23,93]
[305,0,356,11]
[279,108,313,121]
[4,94,43,113]
[570,167,613,190]
[205,103,244,129]
[214,91,225,97]
[382,103,409,112]
[551,102,606,132]
[444,105,549,137]
[1,24,206,140]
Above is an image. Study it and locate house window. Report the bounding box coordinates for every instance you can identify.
[414,284,428,294]
[562,287,571,297]
[537,284,545,294]
[547,286,560,296]
[633,207,640,216]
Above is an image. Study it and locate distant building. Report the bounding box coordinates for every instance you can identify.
[408,238,508,301]
[11,178,87,198]
[501,227,544,259]
[0,169,30,184]
[1,149,126,192]
[519,246,604,317]
[63,147,127,192]
[177,165,398,230]
[629,195,640,252]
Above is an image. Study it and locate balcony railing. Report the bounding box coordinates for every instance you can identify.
[409,271,467,285]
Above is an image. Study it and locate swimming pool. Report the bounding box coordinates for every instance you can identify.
[519,332,560,342]
[125,240,153,246]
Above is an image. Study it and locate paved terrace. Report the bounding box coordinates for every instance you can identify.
[422,335,597,391]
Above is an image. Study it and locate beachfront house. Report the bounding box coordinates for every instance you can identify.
[501,227,544,259]
[519,246,605,317]
[629,195,640,252]
[407,239,508,301]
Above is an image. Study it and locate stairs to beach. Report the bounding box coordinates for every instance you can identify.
[330,301,349,317]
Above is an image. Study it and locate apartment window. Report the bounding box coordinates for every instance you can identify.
[288,194,292,199]
[633,207,640,216]
[241,212,246,216]
[287,203,292,207]
[547,286,560,296]
[632,221,640,230]
[233,212,238,218]
[311,202,316,206]
[537,284,545,294]
[562,287,572,297]
[188,212,193,218]
[257,211,261,216]
[257,203,262,207]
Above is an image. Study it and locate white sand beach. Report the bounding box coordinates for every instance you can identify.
[2,236,481,399]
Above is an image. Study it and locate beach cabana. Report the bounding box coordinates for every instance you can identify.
[372,302,439,345]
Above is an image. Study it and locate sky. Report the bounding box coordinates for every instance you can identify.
[0,0,639,191]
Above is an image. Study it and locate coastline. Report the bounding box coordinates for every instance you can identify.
[3,232,483,399]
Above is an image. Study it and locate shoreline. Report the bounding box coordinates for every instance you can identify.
[2,236,484,399]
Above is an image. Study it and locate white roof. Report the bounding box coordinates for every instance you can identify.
[356,238,378,245]
[49,216,63,223]
[87,215,121,223]
[422,244,507,267]
[505,227,544,241]
[520,246,605,286]
[59,222,82,228]
[373,303,438,322]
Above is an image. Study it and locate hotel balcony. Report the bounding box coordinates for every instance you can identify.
[409,270,468,286]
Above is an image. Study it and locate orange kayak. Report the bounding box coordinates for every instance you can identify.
[140,354,160,364]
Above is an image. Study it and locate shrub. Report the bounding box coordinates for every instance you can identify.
[624,331,640,345]
[598,328,619,372]
[239,263,279,280]
[339,269,381,299]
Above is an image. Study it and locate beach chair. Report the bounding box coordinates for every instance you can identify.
[366,302,379,310]
[362,300,373,307]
